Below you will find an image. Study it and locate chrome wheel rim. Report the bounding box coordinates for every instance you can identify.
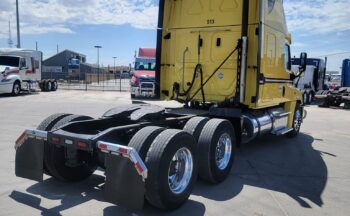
[168,147,193,194]
[216,133,232,170]
[14,84,20,94]
[294,109,302,131]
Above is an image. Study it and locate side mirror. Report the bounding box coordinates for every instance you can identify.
[299,52,307,73]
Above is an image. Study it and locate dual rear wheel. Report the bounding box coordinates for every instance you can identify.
[129,118,236,209]
[38,113,237,209]
[40,80,58,92]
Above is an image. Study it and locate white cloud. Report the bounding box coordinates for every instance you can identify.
[0,0,158,38]
[284,0,350,34]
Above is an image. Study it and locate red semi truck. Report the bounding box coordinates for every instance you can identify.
[130,48,156,98]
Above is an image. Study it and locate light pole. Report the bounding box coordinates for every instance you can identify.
[94,45,102,84]
[16,0,21,48]
[112,57,117,74]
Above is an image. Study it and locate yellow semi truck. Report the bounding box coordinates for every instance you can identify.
[14,0,307,211]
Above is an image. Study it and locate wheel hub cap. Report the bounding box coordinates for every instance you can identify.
[215,133,232,170]
[14,85,20,94]
[168,147,193,194]
[294,109,302,131]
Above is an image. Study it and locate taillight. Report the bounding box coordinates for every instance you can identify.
[51,137,60,143]
[78,141,88,148]
[98,143,108,151]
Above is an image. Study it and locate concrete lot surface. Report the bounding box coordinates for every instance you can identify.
[0,90,349,216]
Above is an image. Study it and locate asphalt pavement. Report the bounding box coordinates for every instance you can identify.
[0,90,349,216]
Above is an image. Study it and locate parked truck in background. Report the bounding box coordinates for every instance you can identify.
[130,48,156,98]
[291,58,327,104]
[0,48,58,96]
[14,0,308,211]
[315,59,350,109]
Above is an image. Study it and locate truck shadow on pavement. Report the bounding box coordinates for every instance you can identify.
[9,133,326,215]
[192,133,327,208]
[9,172,205,216]
[0,92,40,98]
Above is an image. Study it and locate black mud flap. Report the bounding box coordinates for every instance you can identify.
[15,138,44,182]
[104,154,145,211]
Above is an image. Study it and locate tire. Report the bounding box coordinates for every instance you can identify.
[39,81,45,91]
[309,91,315,103]
[12,81,21,96]
[131,94,136,99]
[183,117,209,142]
[51,80,58,91]
[316,90,324,96]
[303,92,309,104]
[37,113,72,175]
[287,103,303,138]
[44,114,97,181]
[306,92,311,104]
[45,81,52,92]
[128,126,165,160]
[322,90,329,95]
[197,119,236,184]
[145,129,197,210]
[37,113,71,131]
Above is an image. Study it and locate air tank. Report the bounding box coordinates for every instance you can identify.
[342,59,350,87]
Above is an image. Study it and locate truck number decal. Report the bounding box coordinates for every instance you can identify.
[207,19,215,25]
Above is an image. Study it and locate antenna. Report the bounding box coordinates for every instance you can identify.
[8,21,13,48]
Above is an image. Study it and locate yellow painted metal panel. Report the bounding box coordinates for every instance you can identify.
[160,0,301,112]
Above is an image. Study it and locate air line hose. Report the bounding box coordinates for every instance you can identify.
[186,40,242,103]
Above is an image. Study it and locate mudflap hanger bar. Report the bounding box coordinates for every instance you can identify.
[97,141,147,210]
[97,141,148,180]
[15,129,47,150]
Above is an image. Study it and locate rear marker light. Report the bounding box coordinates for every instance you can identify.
[98,143,108,150]
[96,141,148,180]
[52,137,60,143]
[15,131,28,148]
[78,142,88,148]
[118,148,129,155]
[135,162,144,174]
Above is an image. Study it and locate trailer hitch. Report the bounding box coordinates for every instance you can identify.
[97,141,147,210]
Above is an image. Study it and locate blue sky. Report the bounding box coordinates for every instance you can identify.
[0,0,349,71]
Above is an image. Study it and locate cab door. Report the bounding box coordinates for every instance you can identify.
[257,0,293,108]
[18,57,28,79]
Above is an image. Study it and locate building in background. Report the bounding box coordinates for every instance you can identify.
[42,49,90,80]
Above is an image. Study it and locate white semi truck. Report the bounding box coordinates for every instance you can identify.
[291,58,327,104]
[0,48,57,96]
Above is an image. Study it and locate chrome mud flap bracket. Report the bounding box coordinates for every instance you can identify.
[15,130,47,182]
[98,141,148,211]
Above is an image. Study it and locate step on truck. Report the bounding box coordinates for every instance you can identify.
[15,0,307,211]
[0,48,58,96]
[315,59,350,109]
